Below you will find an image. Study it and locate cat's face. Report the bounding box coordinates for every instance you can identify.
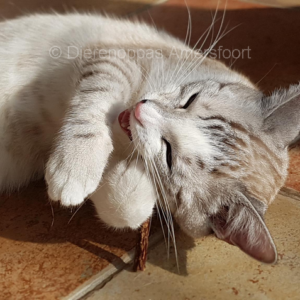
[119,78,300,264]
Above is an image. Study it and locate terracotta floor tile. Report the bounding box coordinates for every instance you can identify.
[0,181,138,299]
[90,194,300,300]
[0,180,162,299]
[0,2,165,299]
[1,0,300,299]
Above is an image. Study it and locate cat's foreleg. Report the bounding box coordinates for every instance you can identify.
[45,68,127,206]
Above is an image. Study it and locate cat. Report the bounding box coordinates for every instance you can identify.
[0,13,299,264]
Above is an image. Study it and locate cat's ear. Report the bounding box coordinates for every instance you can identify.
[209,193,277,264]
[261,84,300,147]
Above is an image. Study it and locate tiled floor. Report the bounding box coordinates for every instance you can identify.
[0,181,139,299]
[0,2,164,299]
[287,144,300,191]
[91,194,300,300]
[1,0,300,299]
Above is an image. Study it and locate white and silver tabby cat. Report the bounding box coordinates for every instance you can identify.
[0,14,299,264]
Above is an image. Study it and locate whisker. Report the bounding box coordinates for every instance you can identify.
[144,156,168,249]
[147,11,157,31]
[184,0,192,47]
[127,149,140,187]
[49,200,55,228]
[256,63,277,86]
[175,1,231,86]
[149,159,179,270]
[177,23,241,87]
[211,0,227,53]
[86,181,108,199]
[139,63,155,91]
[68,180,109,225]
[197,2,221,53]
[125,140,140,167]
[172,7,220,86]
[68,198,90,224]
[149,163,172,256]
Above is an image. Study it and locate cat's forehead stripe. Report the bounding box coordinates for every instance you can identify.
[199,115,249,134]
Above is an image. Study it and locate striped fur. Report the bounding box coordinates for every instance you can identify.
[1,14,299,263]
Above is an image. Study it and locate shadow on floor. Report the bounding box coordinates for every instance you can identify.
[1,1,300,298]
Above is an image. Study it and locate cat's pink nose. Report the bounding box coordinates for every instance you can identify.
[134,100,147,124]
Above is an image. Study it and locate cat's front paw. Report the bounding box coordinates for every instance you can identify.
[91,157,156,229]
[45,135,113,206]
[45,160,99,206]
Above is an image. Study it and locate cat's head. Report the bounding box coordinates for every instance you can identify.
[119,79,300,264]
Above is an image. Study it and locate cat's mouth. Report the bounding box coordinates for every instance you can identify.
[118,109,132,140]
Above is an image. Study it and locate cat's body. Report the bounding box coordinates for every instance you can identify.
[1,13,299,264]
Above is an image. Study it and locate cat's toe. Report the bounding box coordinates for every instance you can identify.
[45,139,110,206]
[45,166,82,206]
[46,172,96,206]
[45,161,101,206]
[47,179,85,206]
[45,170,63,202]
[60,182,85,206]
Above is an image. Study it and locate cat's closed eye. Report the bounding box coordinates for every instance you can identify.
[182,92,199,109]
[163,138,172,170]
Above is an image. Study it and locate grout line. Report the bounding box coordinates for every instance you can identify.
[64,249,135,300]
[63,231,164,300]
[64,2,168,299]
